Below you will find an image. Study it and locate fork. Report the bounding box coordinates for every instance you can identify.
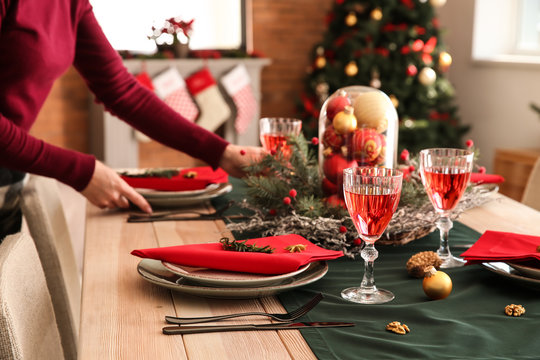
[165,293,323,325]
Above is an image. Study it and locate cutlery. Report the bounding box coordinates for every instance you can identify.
[165,293,323,325]
[128,201,248,222]
[162,321,354,335]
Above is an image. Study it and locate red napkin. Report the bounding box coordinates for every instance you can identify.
[469,173,505,184]
[461,231,540,264]
[131,234,344,274]
[121,167,228,191]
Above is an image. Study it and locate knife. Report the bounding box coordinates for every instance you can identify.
[162,321,355,335]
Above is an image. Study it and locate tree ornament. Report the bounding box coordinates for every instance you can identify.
[323,125,344,150]
[370,69,381,89]
[332,106,357,134]
[422,266,452,300]
[322,176,338,195]
[351,128,383,164]
[315,56,327,69]
[370,7,383,21]
[351,91,390,133]
[406,64,418,76]
[389,95,399,108]
[418,67,437,86]
[345,12,357,27]
[439,51,452,71]
[345,61,359,77]
[326,89,351,121]
[429,0,447,7]
[316,82,330,103]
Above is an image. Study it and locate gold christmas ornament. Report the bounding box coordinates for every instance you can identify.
[439,51,453,70]
[315,56,327,69]
[418,67,437,86]
[345,61,358,77]
[422,266,452,300]
[351,91,390,133]
[345,12,357,27]
[370,7,383,21]
[332,106,357,134]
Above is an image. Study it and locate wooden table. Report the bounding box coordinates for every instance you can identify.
[79,192,540,359]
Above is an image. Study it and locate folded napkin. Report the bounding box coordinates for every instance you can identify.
[121,167,228,191]
[461,231,540,264]
[469,173,505,184]
[131,234,344,275]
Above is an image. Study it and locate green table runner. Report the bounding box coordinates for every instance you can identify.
[214,178,540,360]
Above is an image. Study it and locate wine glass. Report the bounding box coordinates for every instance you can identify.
[419,148,474,268]
[259,118,302,159]
[342,167,403,304]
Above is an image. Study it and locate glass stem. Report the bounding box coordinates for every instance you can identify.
[360,243,378,293]
[436,215,453,259]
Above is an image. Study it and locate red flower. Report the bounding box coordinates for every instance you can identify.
[339,225,347,233]
[465,139,474,148]
[289,189,297,198]
[283,197,292,205]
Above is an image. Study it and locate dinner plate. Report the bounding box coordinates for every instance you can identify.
[482,262,540,291]
[137,259,329,299]
[161,261,311,287]
[138,183,232,208]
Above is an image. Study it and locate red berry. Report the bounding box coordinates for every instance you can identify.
[478,166,486,174]
[240,149,246,156]
[339,225,347,233]
[270,149,277,156]
[408,165,415,172]
[283,197,292,205]
[289,189,297,198]
[311,137,319,145]
[353,238,363,246]
[269,209,277,216]
[465,139,474,148]
[400,149,410,162]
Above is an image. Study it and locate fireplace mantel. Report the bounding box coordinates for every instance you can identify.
[90,58,270,168]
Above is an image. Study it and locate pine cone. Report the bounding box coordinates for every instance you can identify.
[406,251,442,278]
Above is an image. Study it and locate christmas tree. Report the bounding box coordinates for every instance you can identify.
[298,0,469,154]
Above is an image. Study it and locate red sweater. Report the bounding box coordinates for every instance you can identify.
[0,0,228,191]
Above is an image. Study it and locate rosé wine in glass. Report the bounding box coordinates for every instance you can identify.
[259,118,302,158]
[342,167,402,304]
[420,148,474,268]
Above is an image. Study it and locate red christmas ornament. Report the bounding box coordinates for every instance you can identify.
[289,189,297,198]
[322,177,338,195]
[412,39,424,52]
[375,133,387,166]
[422,53,433,65]
[325,194,346,208]
[351,128,383,165]
[322,154,357,184]
[322,125,344,150]
[406,64,418,76]
[326,90,351,121]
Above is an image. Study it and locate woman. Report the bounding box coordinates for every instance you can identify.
[0,0,265,238]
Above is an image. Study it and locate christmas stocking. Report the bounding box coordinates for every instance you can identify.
[185,67,231,132]
[221,64,258,134]
[152,67,199,122]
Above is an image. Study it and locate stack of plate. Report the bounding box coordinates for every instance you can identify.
[482,261,540,290]
[137,259,328,299]
[136,182,232,207]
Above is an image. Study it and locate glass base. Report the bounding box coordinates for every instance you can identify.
[439,254,466,268]
[341,287,394,304]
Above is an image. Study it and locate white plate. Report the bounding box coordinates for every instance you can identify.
[482,262,540,291]
[161,262,311,287]
[137,259,328,299]
[136,183,223,198]
[506,262,540,280]
[139,183,232,208]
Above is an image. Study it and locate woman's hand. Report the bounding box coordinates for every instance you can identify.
[218,144,267,178]
[81,160,152,213]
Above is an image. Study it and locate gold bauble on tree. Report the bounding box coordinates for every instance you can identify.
[315,56,326,69]
[418,67,437,86]
[345,12,357,27]
[429,0,447,7]
[439,51,452,71]
[344,61,358,77]
[370,7,383,21]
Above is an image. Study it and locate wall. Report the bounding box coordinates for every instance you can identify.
[31,0,334,168]
[437,0,540,172]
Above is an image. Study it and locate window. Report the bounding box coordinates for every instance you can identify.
[89,0,247,54]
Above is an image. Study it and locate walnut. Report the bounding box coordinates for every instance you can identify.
[285,244,307,253]
[406,251,443,278]
[386,321,410,335]
[504,304,525,317]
